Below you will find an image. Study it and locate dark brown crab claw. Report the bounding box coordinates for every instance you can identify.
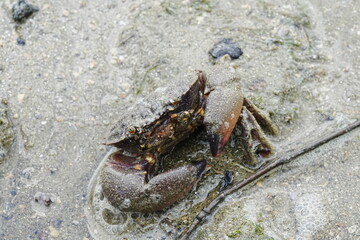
[100,158,207,213]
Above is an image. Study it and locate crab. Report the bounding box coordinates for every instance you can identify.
[100,68,278,213]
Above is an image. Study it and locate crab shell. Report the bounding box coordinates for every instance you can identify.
[99,68,277,213]
[105,71,210,148]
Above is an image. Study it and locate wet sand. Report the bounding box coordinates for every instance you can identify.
[0,0,359,239]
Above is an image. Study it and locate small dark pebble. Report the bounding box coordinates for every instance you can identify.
[49,167,58,174]
[12,0,39,22]
[320,113,335,121]
[209,39,243,60]
[82,193,87,203]
[326,115,335,121]
[16,38,26,45]
[219,170,234,192]
[10,190,17,196]
[34,192,56,207]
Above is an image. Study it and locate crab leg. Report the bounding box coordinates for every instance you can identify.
[239,106,274,167]
[243,97,278,135]
[100,153,207,213]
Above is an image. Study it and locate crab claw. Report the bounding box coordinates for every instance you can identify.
[204,70,244,157]
[100,158,207,213]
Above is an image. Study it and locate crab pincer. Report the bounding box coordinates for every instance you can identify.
[203,68,278,168]
[101,153,207,212]
[203,69,244,157]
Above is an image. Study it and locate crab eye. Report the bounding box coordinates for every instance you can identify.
[169,98,180,105]
[128,126,136,134]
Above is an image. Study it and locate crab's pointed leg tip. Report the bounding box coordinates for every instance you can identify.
[193,160,208,176]
[208,132,226,157]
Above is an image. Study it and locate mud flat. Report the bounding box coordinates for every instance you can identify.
[0,0,359,239]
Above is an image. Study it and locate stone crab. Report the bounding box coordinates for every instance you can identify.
[99,68,278,213]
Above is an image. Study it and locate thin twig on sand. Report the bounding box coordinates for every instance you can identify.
[179,119,360,240]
